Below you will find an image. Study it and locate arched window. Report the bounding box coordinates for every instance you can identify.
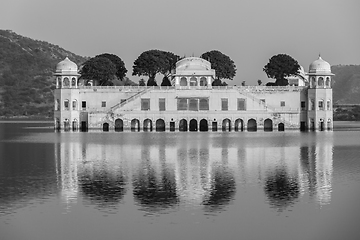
[57,77,62,88]
[180,77,187,86]
[71,77,76,87]
[310,99,315,110]
[311,77,316,88]
[326,77,331,88]
[200,77,207,86]
[72,100,77,110]
[318,77,324,87]
[318,100,324,110]
[190,77,197,86]
[64,99,69,110]
[327,100,331,110]
[63,77,70,87]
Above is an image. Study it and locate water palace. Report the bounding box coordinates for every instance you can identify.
[54,56,334,132]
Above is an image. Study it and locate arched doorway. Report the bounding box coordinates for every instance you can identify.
[264,119,273,131]
[179,119,188,132]
[64,119,70,131]
[278,123,285,131]
[131,119,140,132]
[235,119,244,131]
[103,122,109,132]
[115,119,123,132]
[199,119,208,131]
[319,119,324,131]
[222,118,231,131]
[247,119,257,131]
[156,119,166,131]
[72,119,78,131]
[143,119,153,131]
[189,119,198,131]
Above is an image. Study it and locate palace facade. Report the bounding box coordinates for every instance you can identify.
[54,56,334,132]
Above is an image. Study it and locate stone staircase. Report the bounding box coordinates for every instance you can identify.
[236,88,277,112]
[236,88,296,128]
[109,87,150,112]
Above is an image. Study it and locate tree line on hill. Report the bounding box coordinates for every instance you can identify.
[334,105,360,121]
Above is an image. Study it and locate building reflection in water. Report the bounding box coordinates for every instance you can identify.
[55,134,129,212]
[132,141,178,212]
[299,134,334,206]
[237,133,333,211]
[55,132,333,213]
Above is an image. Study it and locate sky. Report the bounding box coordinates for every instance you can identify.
[1,0,359,85]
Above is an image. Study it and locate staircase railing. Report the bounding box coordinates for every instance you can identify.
[109,87,151,112]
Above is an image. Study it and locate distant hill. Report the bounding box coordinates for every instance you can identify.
[0,29,87,118]
[332,65,360,104]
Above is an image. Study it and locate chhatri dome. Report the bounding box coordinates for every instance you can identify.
[55,57,78,73]
[308,55,331,74]
[176,57,212,71]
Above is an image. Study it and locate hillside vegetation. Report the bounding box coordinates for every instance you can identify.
[332,65,360,104]
[0,30,86,117]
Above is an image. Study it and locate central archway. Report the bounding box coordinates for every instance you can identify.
[222,118,231,131]
[179,119,188,131]
[115,119,123,132]
[264,119,273,131]
[247,119,257,131]
[189,119,198,131]
[199,119,208,131]
[156,119,166,131]
[143,119,153,131]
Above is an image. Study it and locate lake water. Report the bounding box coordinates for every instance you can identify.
[1,121,360,240]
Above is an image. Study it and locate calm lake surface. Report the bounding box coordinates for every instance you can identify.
[1,121,360,240]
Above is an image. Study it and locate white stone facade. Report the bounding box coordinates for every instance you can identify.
[54,56,334,132]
